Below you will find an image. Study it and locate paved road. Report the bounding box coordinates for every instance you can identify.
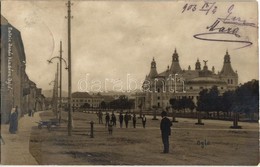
[1,111,43,165]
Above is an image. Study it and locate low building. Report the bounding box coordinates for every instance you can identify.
[71,92,105,109]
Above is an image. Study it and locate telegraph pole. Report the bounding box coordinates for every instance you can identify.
[67,0,73,136]
[56,63,59,118]
[59,41,63,123]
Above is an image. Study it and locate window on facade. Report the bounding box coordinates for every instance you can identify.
[158,102,160,107]
[190,87,193,90]
[200,87,203,89]
[158,96,160,100]
[157,88,160,93]
[228,79,230,84]
[221,87,223,89]
[231,79,233,84]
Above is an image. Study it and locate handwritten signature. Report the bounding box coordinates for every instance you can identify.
[188,3,257,49]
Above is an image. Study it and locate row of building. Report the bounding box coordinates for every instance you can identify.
[135,49,239,111]
[71,92,118,109]
[1,15,46,123]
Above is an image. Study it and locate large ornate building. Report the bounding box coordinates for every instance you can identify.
[135,49,238,111]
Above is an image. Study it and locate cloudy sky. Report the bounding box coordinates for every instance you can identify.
[2,0,258,92]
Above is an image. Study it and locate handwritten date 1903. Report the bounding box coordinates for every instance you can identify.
[182,2,217,15]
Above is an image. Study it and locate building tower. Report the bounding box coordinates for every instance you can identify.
[170,48,182,74]
[219,51,238,89]
[148,57,158,78]
[195,58,201,70]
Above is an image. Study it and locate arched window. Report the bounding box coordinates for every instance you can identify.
[231,79,233,84]
[227,79,230,84]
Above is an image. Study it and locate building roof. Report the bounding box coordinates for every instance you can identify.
[220,51,237,77]
[169,49,182,74]
[148,58,158,78]
[1,15,8,25]
[187,77,226,84]
[72,92,91,98]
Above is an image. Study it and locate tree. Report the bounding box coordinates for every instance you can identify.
[108,95,135,111]
[100,101,107,110]
[221,90,235,119]
[207,86,220,118]
[231,80,259,121]
[186,98,196,113]
[196,89,208,125]
[81,103,90,109]
[169,98,179,122]
[152,105,158,120]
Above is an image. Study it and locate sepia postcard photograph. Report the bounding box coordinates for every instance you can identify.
[0,0,259,165]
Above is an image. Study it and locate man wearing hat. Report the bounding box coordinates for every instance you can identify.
[160,111,172,153]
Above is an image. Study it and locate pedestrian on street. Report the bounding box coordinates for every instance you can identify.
[105,112,110,127]
[133,113,137,128]
[98,110,103,124]
[108,120,113,135]
[32,109,35,117]
[142,114,146,128]
[160,111,172,153]
[9,106,18,134]
[111,112,117,126]
[28,108,32,117]
[124,112,129,128]
[119,112,124,128]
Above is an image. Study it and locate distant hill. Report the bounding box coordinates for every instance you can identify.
[42,89,68,98]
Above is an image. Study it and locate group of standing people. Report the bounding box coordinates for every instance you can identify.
[113,111,147,129]
[97,110,147,129]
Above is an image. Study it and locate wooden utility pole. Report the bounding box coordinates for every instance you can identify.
[67,0,73,136]
[56,63,59,118]
[59,41,63,123]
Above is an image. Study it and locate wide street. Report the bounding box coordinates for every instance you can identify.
[2,109,257,165]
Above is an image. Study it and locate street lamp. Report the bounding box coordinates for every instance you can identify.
[47,41,68,123]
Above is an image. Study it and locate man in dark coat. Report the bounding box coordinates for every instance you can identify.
[98,110,103,124]
[105,112,110,127]
[160,111,172,153]
[124,112,129,128]
[142,114,146,128]
[9,106,18,134]
[119,112,124,128]
[132,114,137,128]
[111,112,116,126]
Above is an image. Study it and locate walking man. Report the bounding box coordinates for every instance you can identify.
[111,112,117,126]
[124,112,129,128]
[9,106,19,134]
[98,110,103,124]
[142,114,146,128]
[119,112,124,128]
[105,112,110,127]
[133,113,137,128]
[160,111,172,153]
